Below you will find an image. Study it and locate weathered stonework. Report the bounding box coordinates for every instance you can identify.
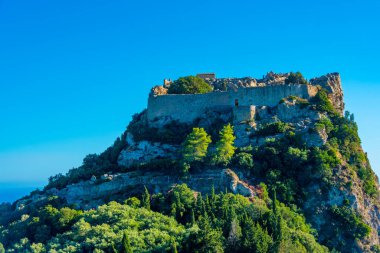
[147,73,344,127]
[148,84,318,126]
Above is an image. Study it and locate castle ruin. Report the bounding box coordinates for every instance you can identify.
[147,72,343,126]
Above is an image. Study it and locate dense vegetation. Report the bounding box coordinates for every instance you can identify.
[167,76,213,94]
[0,184,328,252]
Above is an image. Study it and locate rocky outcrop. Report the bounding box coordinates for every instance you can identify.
[206,77,257,91]
[222,169,255,197]
[151,85,168,96]
[118,138,178,167]
[303,166,380,252]
[310,73,344,115]
[276,99,321,123]
[16,169,255,210]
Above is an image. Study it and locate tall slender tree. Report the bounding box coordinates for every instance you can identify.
[214,124,236,165]
[182,127,212,163]
[121,231,133,253]
[142,186,151,210]
[171,238,178,253]
[271,188,284,252]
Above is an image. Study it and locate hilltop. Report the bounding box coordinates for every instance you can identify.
[0,72,379,253]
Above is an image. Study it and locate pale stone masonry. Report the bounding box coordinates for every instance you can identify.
[146,72,345,126]
[147,83,318,125]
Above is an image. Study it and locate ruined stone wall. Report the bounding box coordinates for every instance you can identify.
[147,91,231,123]
[147,84,318,124]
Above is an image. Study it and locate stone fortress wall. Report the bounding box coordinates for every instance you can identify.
[147,82,319,124]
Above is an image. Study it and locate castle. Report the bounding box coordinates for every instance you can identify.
[147,72,343,126]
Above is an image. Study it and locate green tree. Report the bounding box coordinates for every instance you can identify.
[227,218,242,251]
[242,219,272,253]
[182,128,212,163]
[271,189,284,253]
[213,124,236,165]
[191,216,224,253]
[121,231,133,253]
[111,243,118,253]
[0,243,4,253]
[171,238,178,253]
[167,76,213,94]
[284,72,307,85]
[191,209,196,225]
[142,186,151,210]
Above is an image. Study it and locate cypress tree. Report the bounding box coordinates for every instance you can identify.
[142,186,151,210]
[191,208,196,225]
[271,188,283,252]
[111,243,118,253]
[121,231,132,253]
[171,238,178,253]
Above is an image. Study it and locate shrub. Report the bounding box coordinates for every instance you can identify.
[330,204,371,240]
[314,117,334,134]
[127,112,193,145]
[233,152,254,170]
[167,76,213,94]
[283,95,310,108]
[311,89,336,115]
[284,72,307,85]
[253,121,290,137]
[312,147,340,182]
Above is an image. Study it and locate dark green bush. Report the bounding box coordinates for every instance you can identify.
[233,152,254,170]
[127,113,193,145]
[284,72,308,85]
[253,121,290,137]
[314,117,334,134]
[330,204,371,240]
[311,89,336,115]
[311,147,340,182]
[167,76,213,94]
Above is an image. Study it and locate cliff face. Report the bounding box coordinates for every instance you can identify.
[15,169,254,210]
[4,72,380,252]
[310,73,344,115]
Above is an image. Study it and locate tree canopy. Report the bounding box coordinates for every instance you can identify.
[213,124,236,165]
[182,127,212,163]
[284,72,308,85]
[167,76,213,94]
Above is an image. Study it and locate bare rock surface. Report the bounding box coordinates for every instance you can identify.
[118,133,178,167]
[310,72,344,115]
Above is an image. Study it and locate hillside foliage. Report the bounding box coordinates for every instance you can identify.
[0,184,329,253]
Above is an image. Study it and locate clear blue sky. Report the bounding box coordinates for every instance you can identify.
[0,0,379,185]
